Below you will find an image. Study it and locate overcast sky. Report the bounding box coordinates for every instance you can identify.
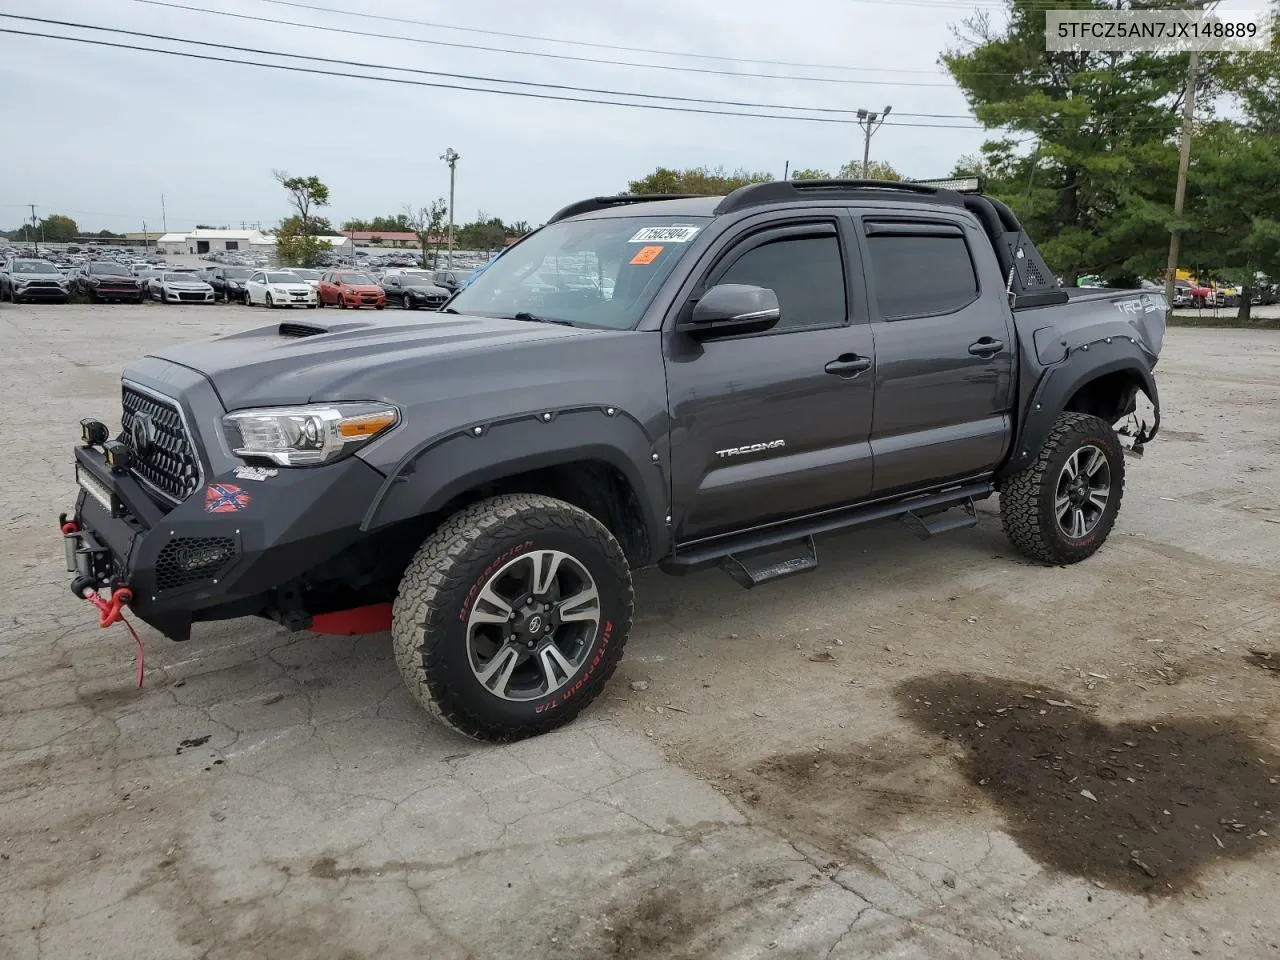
[0,0,1005,232]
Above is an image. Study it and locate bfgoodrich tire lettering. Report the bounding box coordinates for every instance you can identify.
[1000,411,1125,564]
[392,493,634,742]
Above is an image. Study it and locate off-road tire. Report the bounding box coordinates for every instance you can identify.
[1000,411,1124,564]
[392,494,633,742]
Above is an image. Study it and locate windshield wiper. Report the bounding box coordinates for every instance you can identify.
[512,312,573,326]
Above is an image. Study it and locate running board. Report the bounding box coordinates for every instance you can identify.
[900,499,978,540]
[720,536,818,589]
[662,481,994,578]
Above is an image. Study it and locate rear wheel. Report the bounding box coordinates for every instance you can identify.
[1000,412,1124,564]
[392,494,634,742]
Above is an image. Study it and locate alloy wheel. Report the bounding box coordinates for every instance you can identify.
[1055,444,1111,540]
[465,549,602,702]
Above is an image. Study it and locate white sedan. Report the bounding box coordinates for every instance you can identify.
[153,272,214,304]
[245,270,318,309]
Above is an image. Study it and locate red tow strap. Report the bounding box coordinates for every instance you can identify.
[63,522,145,688]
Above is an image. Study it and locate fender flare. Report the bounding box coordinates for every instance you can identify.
[359,405,670,562]
[999,340,1159,479]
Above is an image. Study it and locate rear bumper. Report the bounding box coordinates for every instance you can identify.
[63,444,385,640]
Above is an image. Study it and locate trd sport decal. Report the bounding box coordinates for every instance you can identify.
[204,482,251,514]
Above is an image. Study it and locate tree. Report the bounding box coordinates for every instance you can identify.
[836,160,902,181]
[790,168,830,180]
[1183,122,1280,322]
[404,200,447,267]
[942,0,1194,283]
[341,218,370,232]
[273,171,330,235]
[274,215,326,267]
[38,214,78,242]
[626,166,773,195]
[456,212,509,254]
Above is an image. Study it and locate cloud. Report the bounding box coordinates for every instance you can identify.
[0,0,987,231]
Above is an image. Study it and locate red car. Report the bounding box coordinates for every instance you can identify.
[318,271,386,309]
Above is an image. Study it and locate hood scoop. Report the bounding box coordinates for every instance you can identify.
[278,321,328,338]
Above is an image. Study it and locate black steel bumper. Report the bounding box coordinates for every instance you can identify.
[63,444,386,641]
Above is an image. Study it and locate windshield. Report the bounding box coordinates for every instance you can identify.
[338,274,374,285]
[267,272,301,283]
[91,262,130,276]
[402,275,438,287]
[287,269,320,279]
[12,260,59,273]
[448,215,709,329]
[225,268,251,278]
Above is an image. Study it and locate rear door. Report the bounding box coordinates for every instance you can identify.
[665,213,875,541]
[857,213,1015,494]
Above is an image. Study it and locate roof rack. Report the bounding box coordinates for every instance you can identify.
[713,179,963,216]
[547,194,705,224]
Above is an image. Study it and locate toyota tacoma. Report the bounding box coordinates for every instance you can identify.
[60,178,1162,742]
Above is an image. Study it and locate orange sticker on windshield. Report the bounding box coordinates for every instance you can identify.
[630,245,664,265]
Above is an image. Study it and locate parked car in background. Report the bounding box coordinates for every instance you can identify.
[380,272,450,309]
[1171,280,1193,308]
[74,261,143,302]
[281,268,322,290]
[431,268,474,293]
[1,257,70,302]
[152,271,215,304]
[318,271,386,309]
[245,270,318,308]
[209,266,253,302]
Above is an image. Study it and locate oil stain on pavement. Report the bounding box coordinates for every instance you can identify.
[897,674,1280,894]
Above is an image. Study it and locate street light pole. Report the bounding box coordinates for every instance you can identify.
[855,105,892,178]
[439,147,460,269]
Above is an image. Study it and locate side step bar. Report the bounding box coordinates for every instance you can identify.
[900,498,978,540]
[720,536,818,589]
[662,481,994,583]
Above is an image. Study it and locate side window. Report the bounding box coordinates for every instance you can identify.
[866,231,978,319]
[715,233,847,332]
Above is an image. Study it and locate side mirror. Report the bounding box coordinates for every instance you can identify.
[681,284,781,340]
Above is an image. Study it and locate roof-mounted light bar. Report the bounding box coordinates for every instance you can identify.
[909,175,986,194]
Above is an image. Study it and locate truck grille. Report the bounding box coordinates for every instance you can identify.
[121,385,203,502]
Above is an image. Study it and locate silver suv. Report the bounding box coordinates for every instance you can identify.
[1,257,70,303]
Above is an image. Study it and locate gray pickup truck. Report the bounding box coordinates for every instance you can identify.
[60,178,1162,741]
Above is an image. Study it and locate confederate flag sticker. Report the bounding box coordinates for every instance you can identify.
[204,482,251,514]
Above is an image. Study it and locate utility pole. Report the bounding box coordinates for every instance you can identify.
[440,147,460,268]
[29,204,38,254]
[142,221,149,253]
[161,194,167,233]
[1164,50,1199,311]
[855,106,892,178]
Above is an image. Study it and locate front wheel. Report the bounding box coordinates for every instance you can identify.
[392,494,634,743]
[1000,412,1124,565]
[265,293,274,309]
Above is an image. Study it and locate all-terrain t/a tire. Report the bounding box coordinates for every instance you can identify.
[1000,412,1125,564]
[392,494,634,742]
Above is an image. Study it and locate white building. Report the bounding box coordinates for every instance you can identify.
[156,229,351,259]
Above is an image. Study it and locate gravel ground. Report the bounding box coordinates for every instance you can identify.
[3,303,1280,960]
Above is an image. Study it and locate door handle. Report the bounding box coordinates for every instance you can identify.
[824,354,873,378]
[968,337,1004,357]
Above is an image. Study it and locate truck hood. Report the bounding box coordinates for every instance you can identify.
[148,314,599,408]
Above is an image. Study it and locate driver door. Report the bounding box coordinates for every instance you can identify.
[664,215,876,541]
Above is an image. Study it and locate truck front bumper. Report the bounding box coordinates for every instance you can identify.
[62,444,385,641]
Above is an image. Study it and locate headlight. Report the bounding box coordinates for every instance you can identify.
[89,278,101,286]
[223,403,400,466]
[229,281,242,289]
[271,286,289,295]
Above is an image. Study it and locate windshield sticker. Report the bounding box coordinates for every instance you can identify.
[629,245,664,265]
[629,226,700,243]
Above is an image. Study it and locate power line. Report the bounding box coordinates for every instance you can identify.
[117,0,962,88]
[198,0,961,75]
[2,15,979,120]
[0,25,987,128]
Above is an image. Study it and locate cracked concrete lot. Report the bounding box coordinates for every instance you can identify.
[3,304,1280,959]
